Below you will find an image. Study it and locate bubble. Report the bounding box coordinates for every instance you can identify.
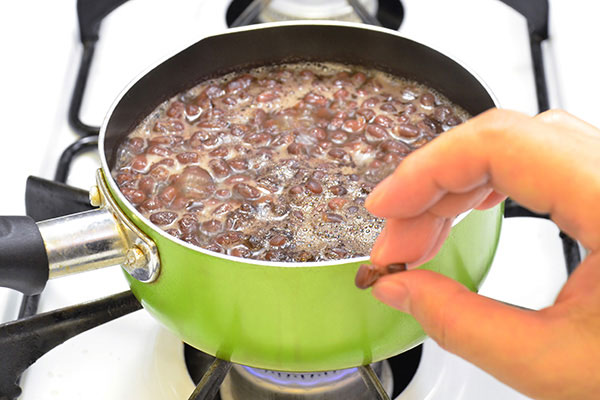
[114,61,467,262]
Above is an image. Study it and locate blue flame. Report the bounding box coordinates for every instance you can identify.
[242,366,359,386]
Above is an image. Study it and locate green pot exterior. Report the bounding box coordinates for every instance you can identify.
[108,173,503,371]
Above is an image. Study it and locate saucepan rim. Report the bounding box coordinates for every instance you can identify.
[99,20,499,269]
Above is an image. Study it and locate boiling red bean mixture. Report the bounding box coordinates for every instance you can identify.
[112,63,468,262]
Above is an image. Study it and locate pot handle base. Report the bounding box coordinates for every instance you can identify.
[34,169,161,284]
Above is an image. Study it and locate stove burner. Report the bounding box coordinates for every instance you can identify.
[185,343,423,399]
[226,0,404,30]
[220,362,393,399]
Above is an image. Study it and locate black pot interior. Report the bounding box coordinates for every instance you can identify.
[103,23,496,169]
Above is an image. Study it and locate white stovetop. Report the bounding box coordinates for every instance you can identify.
[0,0,598,399]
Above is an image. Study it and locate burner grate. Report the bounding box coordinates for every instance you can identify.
[189,358,233,400]
[0,291,141,400]
[359,365,390,400]
[69,0,130,137]
[0,1,579,400]
[499,0,581,274]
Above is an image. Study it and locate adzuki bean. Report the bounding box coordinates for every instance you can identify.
[112,62,468,262]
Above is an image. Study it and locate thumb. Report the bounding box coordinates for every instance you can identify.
[372,270,554,395]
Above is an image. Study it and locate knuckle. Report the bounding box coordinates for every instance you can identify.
[475,109,523,134]
[536,108,569,123]
[470,109,528,149]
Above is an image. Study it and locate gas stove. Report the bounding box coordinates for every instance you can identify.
[1,0,598,399]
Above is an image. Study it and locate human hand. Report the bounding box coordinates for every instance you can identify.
[361,109,600,399]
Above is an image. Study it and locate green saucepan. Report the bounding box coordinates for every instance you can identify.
[0,21,502,372]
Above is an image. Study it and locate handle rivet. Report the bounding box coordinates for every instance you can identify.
[125,247,146,268]
[89,185,102,207]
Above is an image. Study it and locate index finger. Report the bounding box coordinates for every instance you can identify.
[365,109,600,251]
[366,113,492,218]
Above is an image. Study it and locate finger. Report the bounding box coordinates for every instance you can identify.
[365,120,490,219]
[366,109,600,251]
[370,213,446,267]
[408,217,453,267]
[364,218,452,281]
[536,109,600,138]
[371,270,554,399]
[428,184,493,218]
[369,180,492,270]
[373,253,600,399]
[555,251,600,306]
[475,190,507,210]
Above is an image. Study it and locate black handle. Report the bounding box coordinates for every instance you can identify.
[0,216,49,295]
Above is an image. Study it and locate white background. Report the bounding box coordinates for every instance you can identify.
[0,1,598,399]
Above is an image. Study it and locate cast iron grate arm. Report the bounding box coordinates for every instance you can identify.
[0,291,141,400]
[499,0,580,273]
[69,0,130,136]
[188,358,233,400]
[359,364,392,400]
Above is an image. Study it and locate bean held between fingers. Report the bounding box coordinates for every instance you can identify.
[355,263,407,289]
[112,62,469,262]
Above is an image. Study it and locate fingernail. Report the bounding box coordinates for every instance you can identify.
[372,280,410,313]
[370,243,384,265]
[365,176,391,210]
[364,192,378,210]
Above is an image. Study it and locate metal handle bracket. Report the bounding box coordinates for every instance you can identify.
[37,170,160,283]
[93,169,160,282]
